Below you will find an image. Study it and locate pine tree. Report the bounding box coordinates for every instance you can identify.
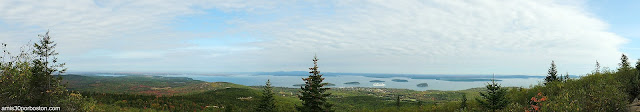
[476,75,508,112]
[594,60,601,73]
[256,79,276,112]
[395,95,401,108]
[460,94,467,110]
[544,61,558,84]
[28,31,68,106]
[0,31,94,111]
[636,59,640,71]
[564,72,570,81]
[617,54,639,102]
[297,55,333,112]
[636,59,640,72]
[620,54,631,71]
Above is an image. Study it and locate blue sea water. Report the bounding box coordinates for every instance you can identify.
[159,74,544,91]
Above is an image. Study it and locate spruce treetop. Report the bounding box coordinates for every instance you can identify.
[619,54,631,71]
[545,61,558,84]
[297,55,333,112]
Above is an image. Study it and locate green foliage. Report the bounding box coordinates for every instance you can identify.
[460,94,467,109]
[545,72,627,111]
[476,78,508,112]
[0,31,94,111]
[594,60,601,73]
[256,79,276,112]
[636,59,640,72]
[297,55,333,112]
[0,43,33,106]
[64,75,301,112]
[57,92,97,111]
[505,87,535,108]
[396,95,401,108]
[62,75,207,95]
[329,96,392,111]
[614,54,640,102]
[28,31,68,106]
[84,88,264,112]
[544,61,558,84]
[619,54,632,71]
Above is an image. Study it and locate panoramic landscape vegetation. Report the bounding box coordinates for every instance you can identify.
[2,0,640,112]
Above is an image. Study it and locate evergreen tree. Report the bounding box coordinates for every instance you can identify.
[616,54,639,102]
[636,59,640,71]
[636,59,640,72]
[476,75,508,112]
[636,58,640,83]
[395,95,401,108]
[0,31,94,111]
[256,79,276,112]
[559,73,564,82]
[544,61,558,84]
[460,94,467,110]
[28,31,68,106]
[564,72,570,81]
[297,55,333,112]
[594,60,601,73]
[619,54,631,71]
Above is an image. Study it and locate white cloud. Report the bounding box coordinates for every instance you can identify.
[226,0,626,75]
[0,0,628,75]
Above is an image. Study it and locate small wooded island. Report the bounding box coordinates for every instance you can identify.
[392,79,408,82]
[417,83,429,87]
[344,82,360,85]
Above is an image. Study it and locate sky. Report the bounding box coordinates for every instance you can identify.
[0,0,638,75]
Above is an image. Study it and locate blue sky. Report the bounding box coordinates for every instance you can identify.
[587,0,640,59]
[0,0,638,75]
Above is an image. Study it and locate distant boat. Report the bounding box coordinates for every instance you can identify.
[369,80,385,82]
[373,83,385,86]
[391,79,408,82]
[344,82,360,85]
[417,83,429,87]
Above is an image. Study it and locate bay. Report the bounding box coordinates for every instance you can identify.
[164,74,544,91]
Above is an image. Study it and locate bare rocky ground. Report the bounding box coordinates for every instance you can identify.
[629,98,640,112]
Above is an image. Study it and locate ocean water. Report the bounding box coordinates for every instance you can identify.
[160,74,544,91]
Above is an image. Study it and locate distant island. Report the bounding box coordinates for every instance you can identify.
[439,78,502,82]
[417,83,429,87]
[344,82,360,85]
[369,80,385,82]
[392,79,408,82]
[294,83,335,87]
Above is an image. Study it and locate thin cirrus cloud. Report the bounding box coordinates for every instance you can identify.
[0,0,629,75]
